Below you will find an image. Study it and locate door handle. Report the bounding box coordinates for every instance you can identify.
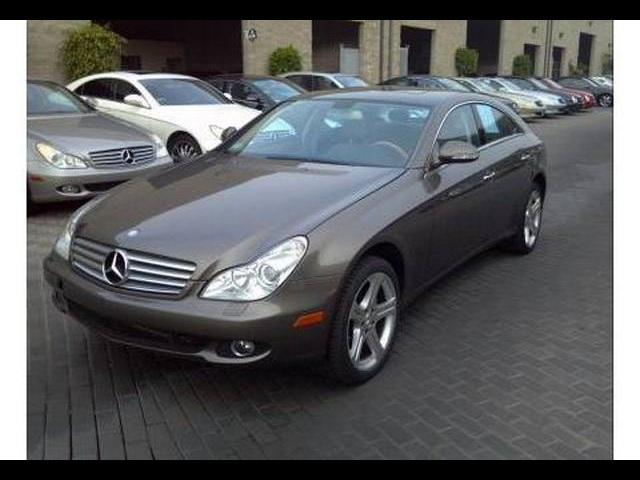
[520,152,533,161]
[482,171,496,182]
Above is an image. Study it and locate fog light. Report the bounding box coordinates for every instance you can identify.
[230,340,256,358]
[59,185,81,194]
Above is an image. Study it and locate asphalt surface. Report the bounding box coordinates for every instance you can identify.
[27,108,613,460]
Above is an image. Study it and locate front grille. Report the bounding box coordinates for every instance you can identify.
[88,145,155,169]
[71,237,196,296]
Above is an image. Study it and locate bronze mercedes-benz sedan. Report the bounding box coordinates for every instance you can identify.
[44,88,546,384]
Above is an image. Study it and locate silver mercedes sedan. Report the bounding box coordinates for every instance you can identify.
[27,80,173,209]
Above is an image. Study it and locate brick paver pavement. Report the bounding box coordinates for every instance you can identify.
[27,109,612,460]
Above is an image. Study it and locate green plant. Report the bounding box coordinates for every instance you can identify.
[512,55,533,76]
[60,23,124,82]
[602,53,613,75]
[268,45,302,76]
[454,48,479,76]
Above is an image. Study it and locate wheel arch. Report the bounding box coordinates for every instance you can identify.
[349,240,406,296]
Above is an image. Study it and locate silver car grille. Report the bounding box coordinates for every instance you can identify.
[70,237,196,296]
[88,145,155,169]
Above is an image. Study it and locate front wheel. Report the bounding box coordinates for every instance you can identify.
[502,184,544,254]
[327,256,400,385]
[598,93,613,108]
[168,133,202,162]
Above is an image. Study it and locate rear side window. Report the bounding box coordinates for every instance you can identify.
[76,78,114,100]
[313,76,339,91]
[437,105,481,147]
[286,75,313,91]
[475,104,522,144]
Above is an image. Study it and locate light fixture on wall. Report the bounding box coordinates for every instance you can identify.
[245,28,258,42]
[532,26,537,34]
[559,32,564,39]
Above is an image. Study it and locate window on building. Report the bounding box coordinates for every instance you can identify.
[121,55,141,71]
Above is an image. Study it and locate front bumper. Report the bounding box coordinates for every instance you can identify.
[519,106,546,119]
[43,251,340,364]
[28,155,174,203]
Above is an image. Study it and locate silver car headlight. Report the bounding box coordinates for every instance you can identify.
[200,236,308,301]
[150,134,168,158]
[36,143,87,169]
[54,196,103,260]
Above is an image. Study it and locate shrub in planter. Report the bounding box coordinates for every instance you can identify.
[60,23,124,82]
[268,45,303,76]
[454,48,479,76]
[512,55,532,76]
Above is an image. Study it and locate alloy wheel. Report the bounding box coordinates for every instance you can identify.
[524,190,543,248]
[598,94,613,108]
[347,272,397,371]
[171,140,200,162]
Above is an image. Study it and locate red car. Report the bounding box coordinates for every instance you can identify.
[532,77,596,109]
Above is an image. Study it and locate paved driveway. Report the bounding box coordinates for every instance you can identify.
[27,109,612,460]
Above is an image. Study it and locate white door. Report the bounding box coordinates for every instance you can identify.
[400,47,409,76]
[339,45,360,75]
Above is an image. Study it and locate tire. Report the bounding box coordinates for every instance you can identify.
[502,183,544,254]
[27,185,39,216]
[168,133,202,162]
[597,93,613,108]
[327,256,400,385]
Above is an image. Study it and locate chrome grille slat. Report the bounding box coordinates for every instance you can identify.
[127,253,196,272]
[88,145,155,169]
[70,237,196,297]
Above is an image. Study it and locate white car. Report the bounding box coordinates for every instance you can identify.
[480,77,568,115]
[67,72,261,162]
[279,71,369,91]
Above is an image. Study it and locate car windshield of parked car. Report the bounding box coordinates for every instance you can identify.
[435,78,469,92]
[335,75,369,87]
[544,78,563,89]
[475,79,500,93]
[528,78,548,89]
[509,78,535,90]
[28,82,92,116]
[225,98,431,168]
[498,79,524,91]
[140,78,230,106]
[251,79,302,103]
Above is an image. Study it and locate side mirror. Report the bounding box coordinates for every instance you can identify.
[123,94,150,109]
[221,126,238,142]
[437,141,479,165]
[223,92,233,100]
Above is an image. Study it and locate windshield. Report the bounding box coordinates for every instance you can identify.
[509,78,536,90]
[140,78,230,106]
[435,78,469,92]
[544,78,563,89]
[335,75,369,87]
[28,82,92,116]
[529,78,548,89]
[497,79,524,91]
[251,79,302,102]
[225,98,432,168]
[475,79,501,93]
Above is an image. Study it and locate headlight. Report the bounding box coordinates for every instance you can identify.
[54,196,103,260]
[200,236,308,301]
[151,134,168,158]
[36,143,87,169]
[209,125,224,138]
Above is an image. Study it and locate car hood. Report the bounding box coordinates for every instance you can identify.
[27,112,152,155]
[495,91,542,104]
[156,104,260,129]
[78,154,404,279]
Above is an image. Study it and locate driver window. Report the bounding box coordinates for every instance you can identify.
[437,105,481,147]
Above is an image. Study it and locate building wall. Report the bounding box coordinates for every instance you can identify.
[241,20,312,76]
[27,19,613,84]
[499,20,613,77]
[27,20,90,83]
